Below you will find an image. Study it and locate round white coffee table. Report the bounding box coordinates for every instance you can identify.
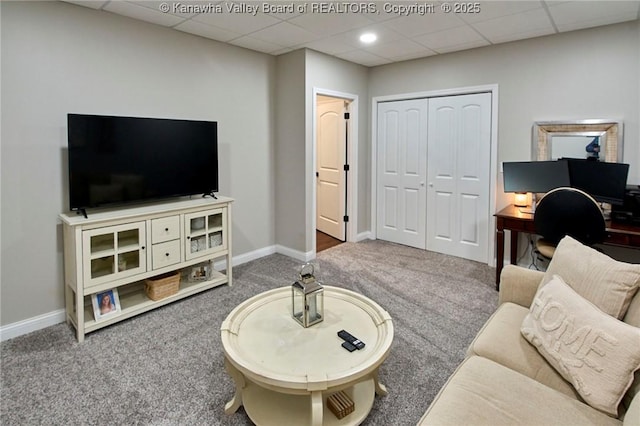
[220,286,394,426]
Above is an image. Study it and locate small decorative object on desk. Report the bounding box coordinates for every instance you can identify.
[145,271,180,301]
[327,391,355,419]
[291,262,324,328]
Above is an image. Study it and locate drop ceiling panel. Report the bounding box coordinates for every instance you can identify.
[249,21,319,46]
[288,11,375,36]
[103,1,184,26]
[473,8,555,44]
[365,39,437,60]
[548,1,640,32]
[130,0,200,19]
[228,35,285,54]
[335,49,391,67]
[192,7,281,34]
[460,0,545,24]
[382,12,466,38]
[174,20,241,42]
[303,34,363,55]
[415,25,489,52]
[340,24,405,46]
[62,0,640,67]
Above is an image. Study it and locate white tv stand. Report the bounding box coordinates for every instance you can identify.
[59,196,233,342]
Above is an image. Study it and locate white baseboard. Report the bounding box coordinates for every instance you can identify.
[1,243,314,341]
[355,231,372,242]
[275,244,314,262]
[0,309,66,342]
[213,245,277,270]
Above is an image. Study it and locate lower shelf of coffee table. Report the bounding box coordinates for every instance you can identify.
[242,378,375,426]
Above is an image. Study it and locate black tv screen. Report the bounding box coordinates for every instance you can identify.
[503,161,570,193]
[563,159,629,205]
[67,114,218,211]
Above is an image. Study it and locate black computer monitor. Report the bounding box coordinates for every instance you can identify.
[563,159,629,205]
[503,161,571,193]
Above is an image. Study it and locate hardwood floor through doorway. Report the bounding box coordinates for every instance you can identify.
[317,230,343,252]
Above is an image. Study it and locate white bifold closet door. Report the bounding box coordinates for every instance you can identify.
[376,99,428,249]
[376,93,491,263]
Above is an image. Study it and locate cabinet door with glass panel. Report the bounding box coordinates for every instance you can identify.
[81,222,147,287]
[184,208,227,260]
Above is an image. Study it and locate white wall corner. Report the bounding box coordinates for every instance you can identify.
[276,244,314,262]
[356,231,372,242]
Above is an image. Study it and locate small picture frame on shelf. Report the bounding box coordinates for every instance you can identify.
[92,288,121,322]
[187,263,210,282]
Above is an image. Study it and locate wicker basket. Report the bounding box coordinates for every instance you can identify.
[145,271,180,301]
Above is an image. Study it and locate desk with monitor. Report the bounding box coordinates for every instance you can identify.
[497,159,637,288]
[494,205,640,288]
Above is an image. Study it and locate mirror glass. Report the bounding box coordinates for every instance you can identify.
[549,133,607,160]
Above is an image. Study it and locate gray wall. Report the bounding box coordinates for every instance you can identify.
[1,1,276,326]
[274,50,306,252]
[369,21,640,187]
[305,50,370,243]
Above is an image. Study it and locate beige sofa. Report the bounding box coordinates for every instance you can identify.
[419,239,640,425]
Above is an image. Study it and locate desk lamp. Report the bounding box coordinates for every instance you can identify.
[513,192,528,207]
[503,161,571,214]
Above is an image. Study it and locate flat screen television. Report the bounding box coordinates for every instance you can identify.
[67,114,218,212]
[562,158,629,205]
[503,161,570,193]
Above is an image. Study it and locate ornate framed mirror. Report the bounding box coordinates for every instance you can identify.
[533,120,623,163]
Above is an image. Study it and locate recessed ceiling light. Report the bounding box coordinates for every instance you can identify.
[360,33,377,44]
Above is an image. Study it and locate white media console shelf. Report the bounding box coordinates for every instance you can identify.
[60,196,233,342]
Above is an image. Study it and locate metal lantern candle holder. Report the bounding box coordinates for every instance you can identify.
[291,262,324,328]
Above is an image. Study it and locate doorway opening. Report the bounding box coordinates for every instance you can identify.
[315,94,352,253]
[316,230,343,252]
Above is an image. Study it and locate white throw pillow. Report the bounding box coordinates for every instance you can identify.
[542,236,640,319]
[522,275,640,417]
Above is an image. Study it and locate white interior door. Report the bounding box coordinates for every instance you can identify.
[316,98,346,240]
[376,99,428,249]
[426,93,491,263]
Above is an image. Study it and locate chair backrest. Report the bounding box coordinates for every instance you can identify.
[534,187,606,246]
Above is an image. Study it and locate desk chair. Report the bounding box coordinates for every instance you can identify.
[533,187,606,259]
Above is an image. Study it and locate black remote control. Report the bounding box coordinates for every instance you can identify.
[338,330,365,350]
[341,341,357,352]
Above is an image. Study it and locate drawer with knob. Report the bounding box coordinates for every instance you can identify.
[151,216,180,244]
[151,240,181,269]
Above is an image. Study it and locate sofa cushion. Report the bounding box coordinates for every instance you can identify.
[542,236,640,319]
[418,356,621,426]
[468,302,580,399]
[623,391,640,426]
[521,275,640,416]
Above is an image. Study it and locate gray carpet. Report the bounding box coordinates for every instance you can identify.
[1,240,498,425]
